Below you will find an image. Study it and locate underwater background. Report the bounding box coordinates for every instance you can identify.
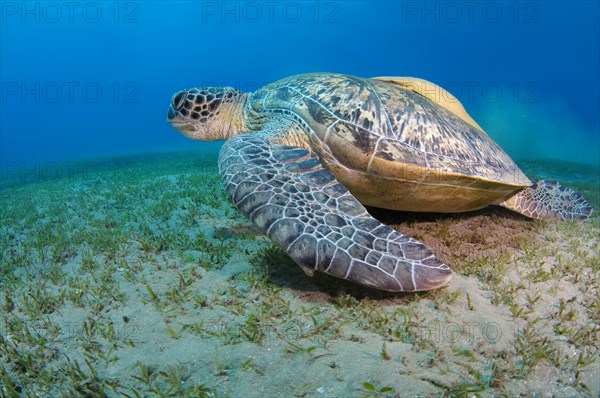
[1,1,600,397]
[1,1,599,167]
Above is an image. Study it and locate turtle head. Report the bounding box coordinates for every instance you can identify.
[167,87,247,141]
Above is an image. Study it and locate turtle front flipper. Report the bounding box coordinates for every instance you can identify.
[219,130,453,292]
[500,179,593,222]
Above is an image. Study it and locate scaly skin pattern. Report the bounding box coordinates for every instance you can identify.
[167,72,593,292]
[501,179,593,222]
[218,124,453,292]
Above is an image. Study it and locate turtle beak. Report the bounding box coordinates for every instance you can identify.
[167,106,195,135]
[167,105,187,130]
[167,105,177,121]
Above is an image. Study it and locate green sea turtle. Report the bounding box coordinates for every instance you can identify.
[167,73,592,292]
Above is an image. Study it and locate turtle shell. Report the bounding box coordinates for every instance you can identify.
[249,73,531,213]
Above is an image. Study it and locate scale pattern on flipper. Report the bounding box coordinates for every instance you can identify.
[501,179,593,222]
[218,130,453,292]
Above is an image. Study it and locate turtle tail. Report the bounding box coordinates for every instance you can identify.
[500,179,593,222]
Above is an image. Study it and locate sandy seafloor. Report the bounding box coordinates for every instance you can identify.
[0,150,598,397]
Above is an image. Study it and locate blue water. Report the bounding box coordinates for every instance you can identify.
[1,1,599,166]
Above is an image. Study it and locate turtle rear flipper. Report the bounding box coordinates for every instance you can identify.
[500,179,593,222]
[219,125,453,292]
